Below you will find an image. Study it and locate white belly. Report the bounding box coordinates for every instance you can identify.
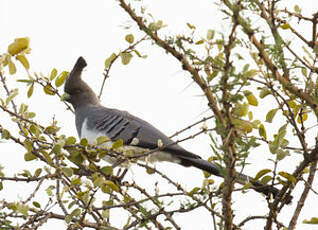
[80,118,180,165]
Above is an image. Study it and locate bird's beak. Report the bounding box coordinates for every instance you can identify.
[61,92,71,102]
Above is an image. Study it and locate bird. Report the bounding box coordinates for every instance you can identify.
[64,56,291,203]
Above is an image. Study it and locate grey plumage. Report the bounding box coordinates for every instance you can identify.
[64,56,291,202]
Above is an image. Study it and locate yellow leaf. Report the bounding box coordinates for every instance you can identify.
[43,84,55,95]
[8,37,30,55]
[244,90,258,106]
[50,68,58,80]
[297,109,309,124]
[16,54,30,70]
[195,39,204,45]
[280,23,291,30]
[55,71,68,87]
[8,60,16,75]
[125,34,134,44]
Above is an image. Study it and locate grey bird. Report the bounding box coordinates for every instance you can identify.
[64,56,290,202]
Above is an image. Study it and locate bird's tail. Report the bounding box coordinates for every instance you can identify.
[185,158,292,204]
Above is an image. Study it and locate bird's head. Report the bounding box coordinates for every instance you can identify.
[64,57,99,109]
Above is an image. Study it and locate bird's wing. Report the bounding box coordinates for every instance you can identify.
[83,105,202,163]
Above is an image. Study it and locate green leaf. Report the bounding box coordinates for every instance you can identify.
[105,53,117,69]
[0,181,3,191]
[80,138,88,146]
[61,167,73,177]
[70,178,81,186]
[233,103,249,117]
[125,34,134,44]
[303,217,318,225]
[27,83,34,98]
[206,29,215,40]
[260,175,273,184]
[102,210,110,219]
[266,108,278,123]
[65,136,76,145]
[294,5,301,14]
[188,187,200,196]
[17,79,34,84]
[149,20,166,31]
[104,180,119,192]
[93,176,104,187]
[112,139,123,149]
[146,167,155,174]
[254,169,271,181]
[245,69,258,78]
[46,185,55,196]
[16,54,30,69]
[6,88,18,105]
[55,71,68,87]
[232,118,253,133]
[65,214,72,224]
[96,136,109,145]
[23,139,33,152]
[258,124,267,139]
[279,171,296,184]
[100,166,113,175]
[120,52,133,65]
[259,88,271,98]
[297,109,308,124]
[24,152,37,161]
[71,208,81,217]
[50,68,58,80]
[32,201,41,208]
[34,168,42,177]
[1,129,11,139]
[52,144,62,154]
[186,22,196,29]
[207,71,218,82]
[277,149,290,160]
[44,125,60,135]
[16,203,29,217]
[42,150,54,165]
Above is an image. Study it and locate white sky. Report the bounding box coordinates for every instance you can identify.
[1,0,318,229]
